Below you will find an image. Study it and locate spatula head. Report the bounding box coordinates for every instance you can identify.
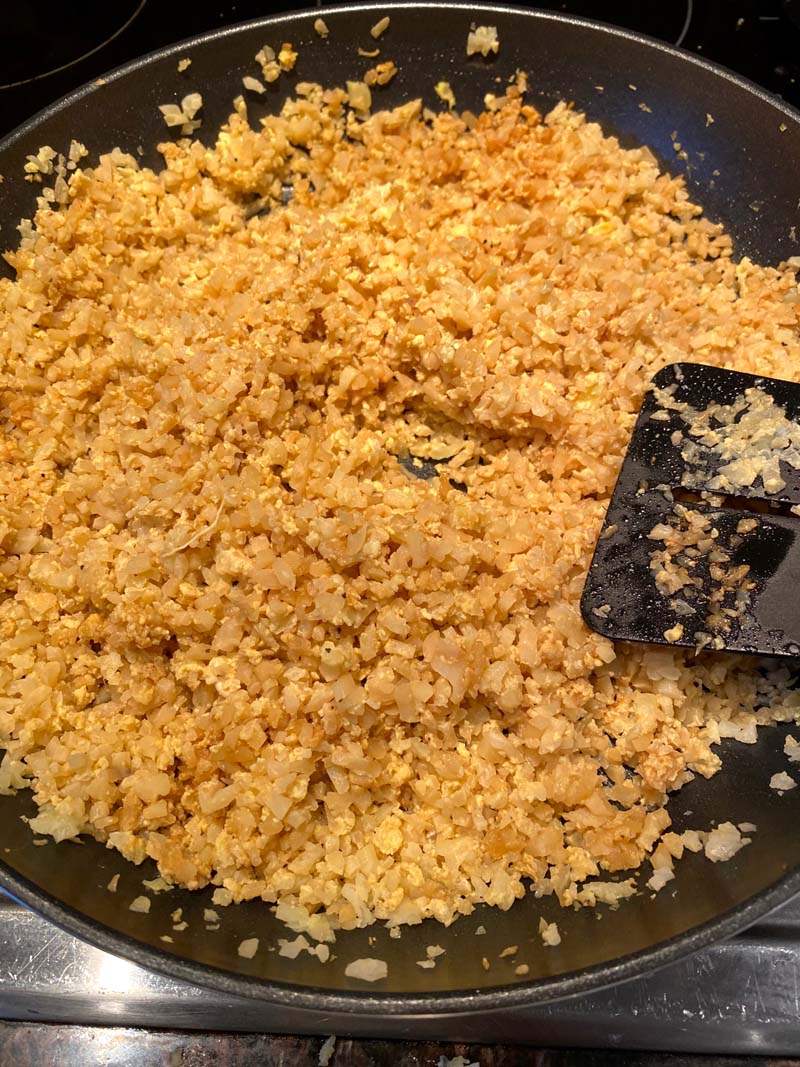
[581,362,800,658]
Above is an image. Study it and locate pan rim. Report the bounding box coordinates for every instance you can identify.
[1,0,799,1016]
[1,0,799,158]
[3,848,800,1014]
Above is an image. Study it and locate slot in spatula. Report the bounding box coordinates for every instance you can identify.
[581,362,800,659]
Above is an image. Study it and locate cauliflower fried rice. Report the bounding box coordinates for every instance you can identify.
[1,80,800,940]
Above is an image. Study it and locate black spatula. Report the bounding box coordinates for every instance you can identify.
[581,362,800,659]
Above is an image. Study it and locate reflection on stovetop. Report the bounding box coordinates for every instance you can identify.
[1,1,147,90]
[0,0,799,138]
[1,888,799,1052]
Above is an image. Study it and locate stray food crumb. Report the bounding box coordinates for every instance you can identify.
[173,921,188,932]
[785,736,800,763]
[682,830,703,852]
[319,1035,336,1066]
[364,61,397,87]
[370,16,390,39]
[255,45,281,83]
[595,85,605,92]
[142,877,171,893]
[314,18,329,38]
[359,47,380,58]
[420,951,445,968]
[499,945,518,958]
[278,934,311,959]
[170,908,182,923]
[181,93,202,120]
[539,918,561,946]
[704,822,749,862]
[466,25,499,57]
[515,963,530,976]
[158,92,202,136]
[344,958,388,982]
[770,772,796,793]
[706,113,714,125]
[238,937,260,959]
[475,925,486,935]
[129,895,151,914]
[23,145,56,181]
[278,44,297,72]
[435,81,456,109]
[639,102,652,113]
[243,76,266,94]
[160,935,174,943]
[203,908,219,924]
[177,58,192,72]
[628,83,637,91]
[481,957,490,971]
[663,624,684,643]
[107,874,120,893]
[647,867,675,892]
[437,1057,480,1067]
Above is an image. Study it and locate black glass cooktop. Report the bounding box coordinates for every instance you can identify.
[1,0,799,138]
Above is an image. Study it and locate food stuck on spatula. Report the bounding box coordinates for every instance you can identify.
[582,363,800,658]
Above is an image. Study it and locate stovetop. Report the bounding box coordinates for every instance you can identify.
[2,887,800,1053]
[2,0,800,1053]
[1,0,799,139]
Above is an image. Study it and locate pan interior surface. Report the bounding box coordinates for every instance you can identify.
[1,3,800,1013]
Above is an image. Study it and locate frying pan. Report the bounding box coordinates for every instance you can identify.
[1,1,800,1018]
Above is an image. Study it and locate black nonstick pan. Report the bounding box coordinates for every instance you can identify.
[1,2,800,1017]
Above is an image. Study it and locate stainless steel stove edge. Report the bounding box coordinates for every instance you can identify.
[2,895,800,1053]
